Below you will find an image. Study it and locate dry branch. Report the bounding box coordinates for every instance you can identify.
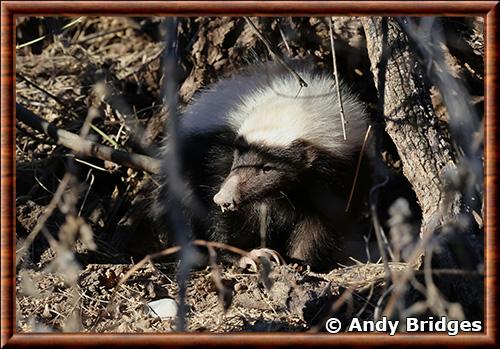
[16,103,161,174]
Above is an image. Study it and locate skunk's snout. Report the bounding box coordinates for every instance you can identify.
[213,174,240,212]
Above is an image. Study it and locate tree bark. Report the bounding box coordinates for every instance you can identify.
[361,17,459,227]
[360,17,483,319]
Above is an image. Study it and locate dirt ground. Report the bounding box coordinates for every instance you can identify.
[15,16,484,333]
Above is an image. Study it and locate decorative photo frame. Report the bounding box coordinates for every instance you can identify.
[1,1,497,347]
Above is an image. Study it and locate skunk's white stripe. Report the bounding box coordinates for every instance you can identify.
[180,63,367,158]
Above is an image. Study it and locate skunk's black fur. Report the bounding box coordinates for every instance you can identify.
[152,62,373,271]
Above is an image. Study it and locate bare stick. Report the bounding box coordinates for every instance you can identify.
[192,239,251,258]
[328,17,347,140]
[369,176,393,284]
[244,17,308,88]
[16,17,84,49]
[277,19,292,55]
[309,286,355,332]
[381,222,436,318]
[345,125,372,212]
[16,174,71,266]
[207,245,230,311]
[16,103,161,174]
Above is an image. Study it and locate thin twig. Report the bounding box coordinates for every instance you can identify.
[345,125,372,212]
[161,16,193,332]
[69,155,110,172]
[369,176,393,284]
[244,17,308,88]
[423,244,447,316]
[78,170,94,216]
[277,19,292,55]
[309,286,355,332]
[355,282,375,317]
[16,174,71,265]
[328,17,347,140]
[381,220,437,318]
[207,245,230,310]
[16,17,85,49]
[374,284,395,321]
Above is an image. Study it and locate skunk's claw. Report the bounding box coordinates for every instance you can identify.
[238,248,284,272]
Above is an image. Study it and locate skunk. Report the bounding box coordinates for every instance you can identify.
[154,62,373,271]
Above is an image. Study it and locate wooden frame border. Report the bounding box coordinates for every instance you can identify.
[1,1,498,347]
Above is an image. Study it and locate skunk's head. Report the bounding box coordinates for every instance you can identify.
[213,70,368,212]
[213,136,317,212]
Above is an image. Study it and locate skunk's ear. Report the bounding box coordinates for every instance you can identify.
[291,139,318,168]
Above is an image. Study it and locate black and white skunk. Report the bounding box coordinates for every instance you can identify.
[155,62,373,271]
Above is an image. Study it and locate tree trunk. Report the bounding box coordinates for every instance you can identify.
[360,17,483,320]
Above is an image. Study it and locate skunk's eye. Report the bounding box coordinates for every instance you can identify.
[262,164,273,173]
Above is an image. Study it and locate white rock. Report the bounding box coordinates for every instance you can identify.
[147,298,178,319]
